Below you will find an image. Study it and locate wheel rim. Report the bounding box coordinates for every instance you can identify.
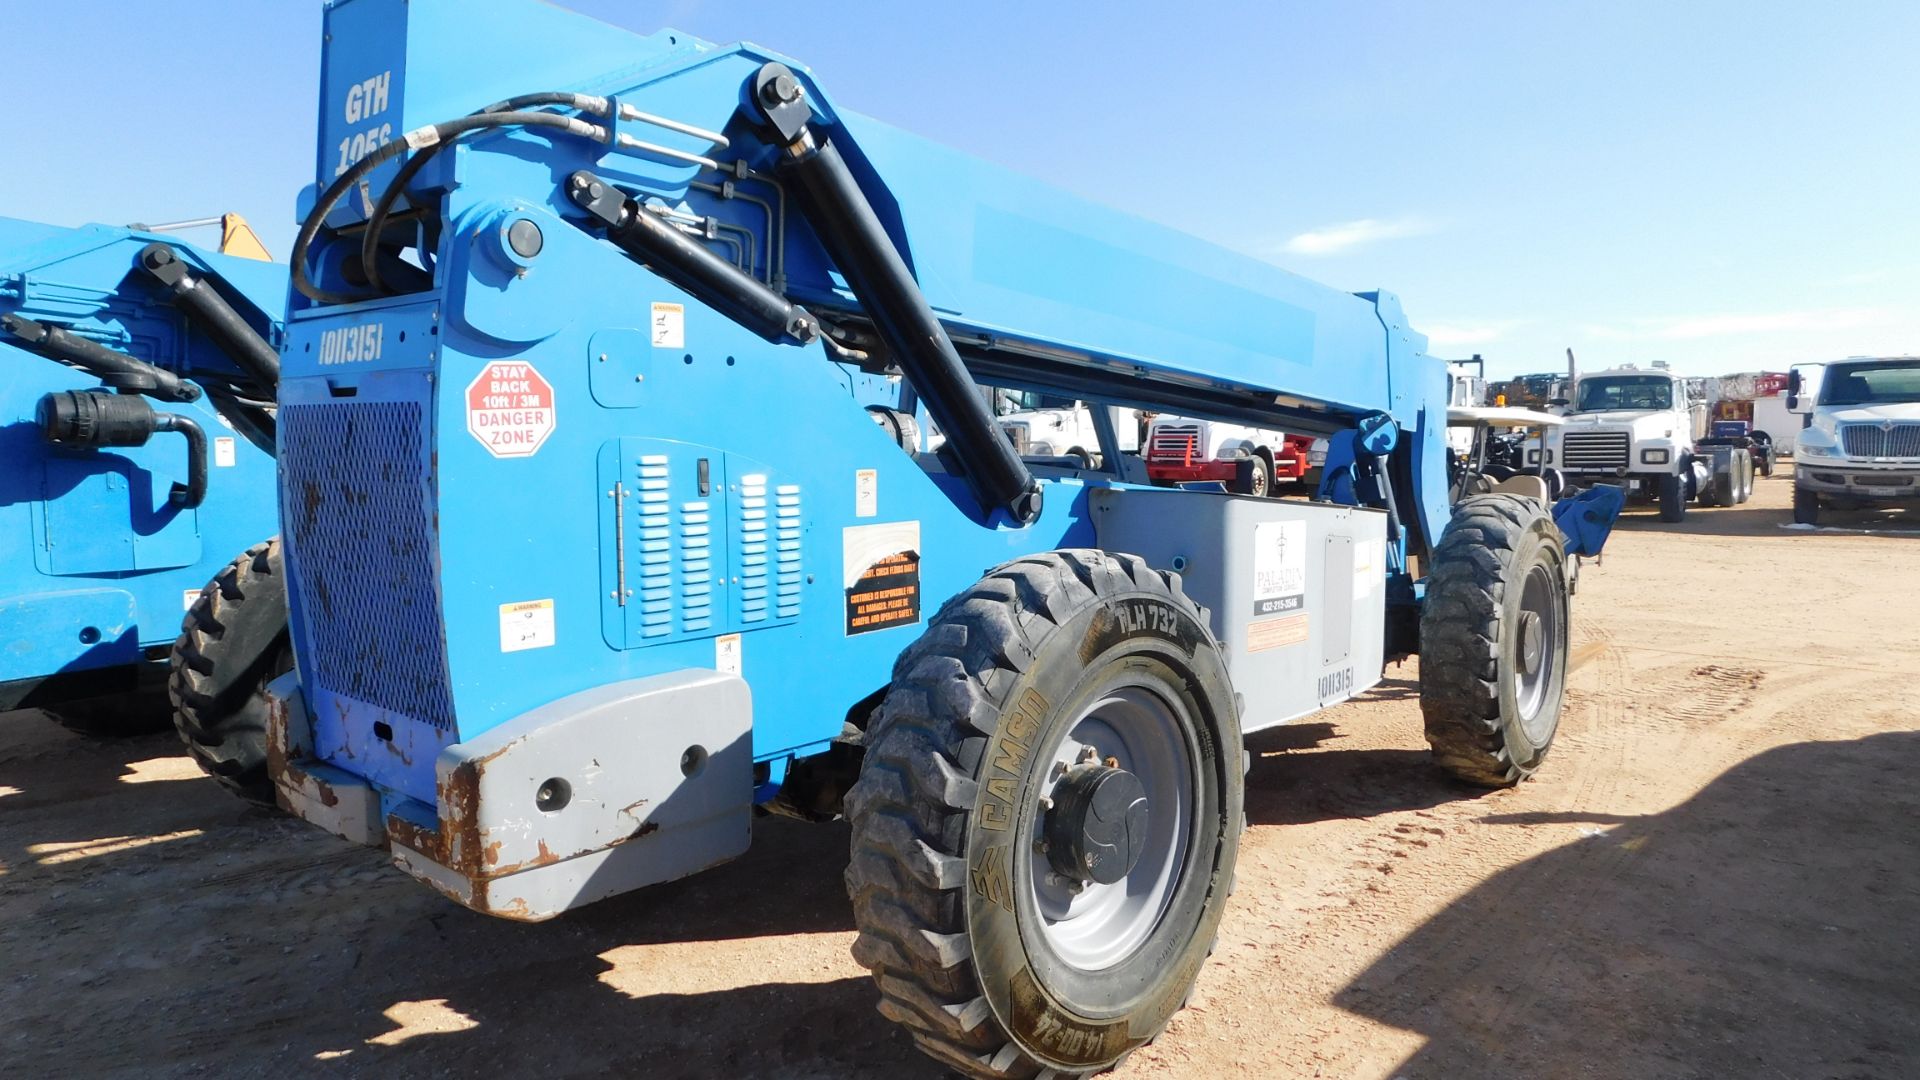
[1027,686,1194,971]
[1514,562,1560,739]
[1251,463,1269,497]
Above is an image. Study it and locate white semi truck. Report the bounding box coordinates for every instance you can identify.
[1788,356,1920,525]
[1540,364,1753,522]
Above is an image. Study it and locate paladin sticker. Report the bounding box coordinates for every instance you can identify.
[855,469,878,518]
[1251,520,1307,616]
[843,521,922,635]
[466,361,556,458]
[499,598,556,652]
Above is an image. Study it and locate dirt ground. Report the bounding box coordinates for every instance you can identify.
[3,465,1916,1079]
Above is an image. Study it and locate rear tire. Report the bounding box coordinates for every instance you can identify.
[169,539,293,806]
[1235,454,1273,498]
[1793,484,1821,526]
[1658,473,1687,522]
[1419,494,1569,786]
[845,550,1242,1078]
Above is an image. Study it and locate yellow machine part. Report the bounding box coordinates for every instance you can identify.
[218,213,273,262]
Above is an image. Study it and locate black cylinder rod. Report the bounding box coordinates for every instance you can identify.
[138,243,281,389]
[749,64,1040,523]
[566,171,822,348]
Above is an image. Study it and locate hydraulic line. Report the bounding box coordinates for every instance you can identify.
[36,390,209,508]
[294,99,609,305]
[357,92,612,297]
[3,313,200,402]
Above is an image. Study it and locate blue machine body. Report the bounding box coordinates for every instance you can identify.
[273,0,1485,915]
[0,219,284,703]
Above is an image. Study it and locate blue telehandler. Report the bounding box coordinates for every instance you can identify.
[258,1,1619,1073]
[1,216,290,802]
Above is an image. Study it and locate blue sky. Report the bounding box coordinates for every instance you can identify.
[7,1,1915,378]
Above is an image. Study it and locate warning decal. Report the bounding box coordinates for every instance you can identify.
[847,552,921,634]
[1247,612,1309,652]
[1251,520,1307,616]
[465,361,556,458]
[651,302,685,348]
[499,598,556,652]
[843,521,922,635]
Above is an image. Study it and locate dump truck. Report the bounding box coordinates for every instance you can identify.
[250,1,1619,1073]
[0,216,290,800]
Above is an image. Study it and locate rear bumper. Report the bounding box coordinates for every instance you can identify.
[1146,460,1238,482]
[267,669,755,921]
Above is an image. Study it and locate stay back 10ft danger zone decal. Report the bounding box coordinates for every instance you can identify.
[466,360,555,458]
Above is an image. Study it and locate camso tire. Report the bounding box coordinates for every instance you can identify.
[169,539,293,806]
[845,550,1242,1078]
[1419,493,1569,786]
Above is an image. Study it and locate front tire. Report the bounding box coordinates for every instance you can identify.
[1793,484,1821,526]
[169,539,293,806]
[1658,473,1687,522]
[1419,494,1570,786]
[845,551,1242,1078]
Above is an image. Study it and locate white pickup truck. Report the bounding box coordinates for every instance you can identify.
[1540,365,1753,522]
[1788,356,1920,524]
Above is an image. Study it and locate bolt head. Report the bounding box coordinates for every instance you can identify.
[764,72,800,105]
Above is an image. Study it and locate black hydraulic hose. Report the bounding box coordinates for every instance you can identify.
[777,132,1041,522]
[36,390,209,508]
[3,313,200,402]
[154,412,208,508]
[137,243,281,387]
[359,92,603,297]
[293,107,606,305]
[565,170,822,346]
[359,144,444,296]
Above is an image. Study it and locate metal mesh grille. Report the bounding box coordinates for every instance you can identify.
[1840,423,1920,459]
[280,401,455,730]
[1561,430,1630,470]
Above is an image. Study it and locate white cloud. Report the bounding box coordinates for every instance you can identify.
[1585,307,1892,342]
[1424,320,1523,348]
[1281,217,1434,256]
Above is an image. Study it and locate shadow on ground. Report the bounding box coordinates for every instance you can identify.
[0,708,937,1080]
[1242,679,1488,827]
[1335,730,1920,1078]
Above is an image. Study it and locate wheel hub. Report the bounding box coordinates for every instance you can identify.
[1518,610,1544,675]
[1043,763,1149,886]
